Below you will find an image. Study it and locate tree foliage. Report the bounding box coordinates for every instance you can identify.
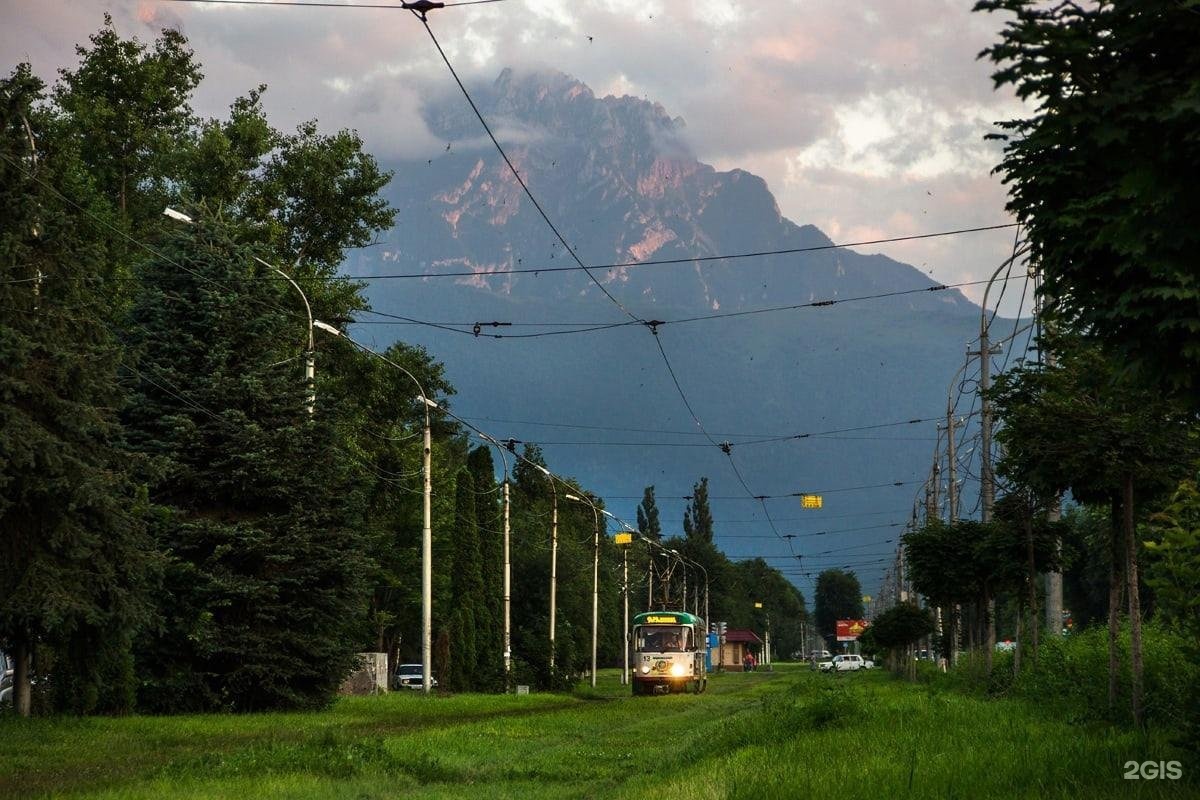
[813,569,863,648]
[976,0,1200,401]
[0,64,155,715]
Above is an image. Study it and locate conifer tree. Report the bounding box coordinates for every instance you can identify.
[0,65,154,716]
[124,212,368,711]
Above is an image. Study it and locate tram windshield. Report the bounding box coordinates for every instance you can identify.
[636,625,693,653]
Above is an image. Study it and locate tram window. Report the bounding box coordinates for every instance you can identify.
[638,626,689,652]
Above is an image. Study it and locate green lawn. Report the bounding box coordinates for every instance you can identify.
[2,665,1194,799]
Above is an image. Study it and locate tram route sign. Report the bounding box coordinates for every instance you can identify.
[800,494,823,509]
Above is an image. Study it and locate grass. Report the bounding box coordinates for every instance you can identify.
[1,665,1194,799]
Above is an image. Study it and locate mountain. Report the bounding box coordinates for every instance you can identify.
[343,68,1009,595]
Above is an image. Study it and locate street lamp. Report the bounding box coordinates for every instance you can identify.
[313,320,438,694]
[164,207,316,414]
[535,464,558,676]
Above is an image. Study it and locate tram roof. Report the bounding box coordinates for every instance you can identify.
[632,611,703,626]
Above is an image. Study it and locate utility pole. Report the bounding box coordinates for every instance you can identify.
[622,544,630,685]
[503,476,512,680]
[976,255,1017,662]
[536,466,558,676]
[1038,270,1064,636]
[926,429,941,523]
[946,409,957,525]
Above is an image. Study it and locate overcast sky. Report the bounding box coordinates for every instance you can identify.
[3,0,1031,316]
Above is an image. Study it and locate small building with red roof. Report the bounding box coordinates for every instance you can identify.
[717,628,762,672]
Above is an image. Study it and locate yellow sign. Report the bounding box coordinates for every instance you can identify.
[800,494,823,509]
[754,602,763,609]
[615,532,633,545]
[645,615,678,624]
[862,595,872,603]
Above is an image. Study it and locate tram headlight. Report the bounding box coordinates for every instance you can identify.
[641,664,651,674]
[670,662,687,677]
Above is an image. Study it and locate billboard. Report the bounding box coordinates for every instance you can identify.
[836,619,869,641]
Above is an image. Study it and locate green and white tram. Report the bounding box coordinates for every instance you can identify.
[631,611,707,695]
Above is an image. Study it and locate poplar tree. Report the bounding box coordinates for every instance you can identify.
[637,485,662,541]
[683,477,714,543]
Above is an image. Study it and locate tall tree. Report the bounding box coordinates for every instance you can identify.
[0,65,154,716]
[813,569,864,648]
[977,0,1200,401]
[446,468,484,691]
[52,14,200,221]
[467,444,504,690]
[124,214,368,712]
[682,477,714,544]
[636,485,662,541]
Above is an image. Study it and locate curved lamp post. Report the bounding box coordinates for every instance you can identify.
[164,207,316,414]
[313,320,437,694]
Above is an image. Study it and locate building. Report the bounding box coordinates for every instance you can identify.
[717,628,763,671]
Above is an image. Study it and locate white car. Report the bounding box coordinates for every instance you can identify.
[393,663,437,690]
[819,654,866,672]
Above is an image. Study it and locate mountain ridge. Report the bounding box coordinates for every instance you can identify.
[344,68,1005,593]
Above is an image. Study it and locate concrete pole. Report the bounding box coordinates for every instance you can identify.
[549,485,558,675]
[503,477,512,680]
[422,414,433,693]
[590,504,599,688]
[622,547,629,685]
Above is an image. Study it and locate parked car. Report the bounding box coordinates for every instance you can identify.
[0,651,12,707]
[820,654,866,672]
[862,657,875,669]
[810,653,834,671]
[393,663,437,690]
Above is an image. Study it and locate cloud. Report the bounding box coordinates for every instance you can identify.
[3,0,1026,296]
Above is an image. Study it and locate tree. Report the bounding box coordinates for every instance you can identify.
[446,468,483,691]
[682,477,714,544]
[0,65,155,716]
[1145,477,1200,752]
[636,485,662,541]
[867,602,935,678]
[467,444,504,690]
[813,569,863,649]
[990,332,1198,723]
[903,519,983,664]
[52,14,200,220]
[977,0,1200,402]
[124,214,368,711]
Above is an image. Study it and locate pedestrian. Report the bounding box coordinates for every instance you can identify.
[742,651,752,672]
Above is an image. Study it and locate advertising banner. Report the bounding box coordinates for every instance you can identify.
[836,619,869,641]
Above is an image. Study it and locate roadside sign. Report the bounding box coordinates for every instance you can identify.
[614,532,633,545]
[836,619,869,641]
[800,494,823,509]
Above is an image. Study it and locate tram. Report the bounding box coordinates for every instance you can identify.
[631,610,707,695]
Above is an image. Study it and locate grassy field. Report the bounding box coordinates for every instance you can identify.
[2,665,1194,799]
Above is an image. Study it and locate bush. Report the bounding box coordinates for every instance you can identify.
[932,621,1198,738]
